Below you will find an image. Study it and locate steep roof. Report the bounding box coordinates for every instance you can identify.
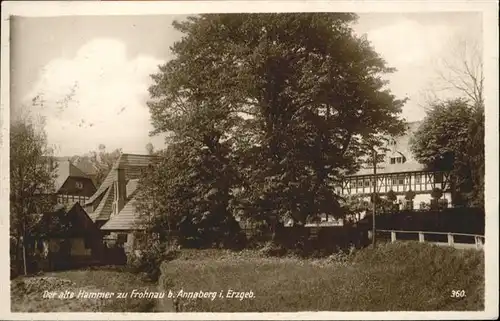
[54,160,91,192]
[88,186,114,221]
[31,202,96,237]
[85,153,156,206]
[100,196,143,231]
[72,157,99,176]
[349,121,426,176]
[85,153,157,223]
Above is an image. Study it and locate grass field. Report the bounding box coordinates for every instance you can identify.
[11,266,158,312]
[159,242,484,312]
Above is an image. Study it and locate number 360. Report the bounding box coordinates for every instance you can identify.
[451,290,466,298]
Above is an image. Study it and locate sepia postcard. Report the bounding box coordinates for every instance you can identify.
[1,1,498,320]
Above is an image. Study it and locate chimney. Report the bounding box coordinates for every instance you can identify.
[114,167,126,215]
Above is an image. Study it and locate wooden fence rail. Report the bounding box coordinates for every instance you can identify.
[376,229,485,250]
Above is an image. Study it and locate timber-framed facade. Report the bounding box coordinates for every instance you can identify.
[338,121,453,210]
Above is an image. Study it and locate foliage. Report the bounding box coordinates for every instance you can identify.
[342,195,369,222]
[431,187,443,200]
[404,189,416,200]
[128,241,179,282]
[145,142,155,155]
[158,243,483,312]
[70,144,121,187]
[10,117,57,275]
[145,13,407,239]
[386,190,397,202]
[135,142,246,249]
[411,98,484,208]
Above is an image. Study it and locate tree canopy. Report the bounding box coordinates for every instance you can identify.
[410,98,484,207]
[10,116,57,274]
[139,13,406,245]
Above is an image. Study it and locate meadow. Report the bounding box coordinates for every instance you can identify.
[159,242,484,312]
[10,242,484,312]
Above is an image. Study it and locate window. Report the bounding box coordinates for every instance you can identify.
[117,233,128,244]
[415,175,422,184]
[391,156,406,164]
[398,176,405,185]
[75,181,84,189]
[364,179,371,187]
[434,173,443,184]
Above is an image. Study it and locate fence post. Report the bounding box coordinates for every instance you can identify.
[447,233,454,247]
[391,231,396,243]
[475,236,483,250]
[418,232,425,243]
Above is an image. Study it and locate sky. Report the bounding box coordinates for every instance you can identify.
[10,12,483,157]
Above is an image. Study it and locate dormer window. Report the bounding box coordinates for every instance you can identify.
[390,156,406,164]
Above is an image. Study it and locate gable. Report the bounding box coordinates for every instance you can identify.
[84,153,157,222]
[59,176,97,197]
[54,160,95,192]
[32,203,100,237]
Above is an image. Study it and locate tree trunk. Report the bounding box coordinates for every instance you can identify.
[22,237,27,275]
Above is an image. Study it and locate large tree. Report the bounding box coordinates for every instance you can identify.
[10,116,57,275]
[144,13,406,238]
[135,140,244,248]
[410,98,483,207]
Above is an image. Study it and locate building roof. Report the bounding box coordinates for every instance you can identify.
[100,196,143,231]
[85,153,157,225]
[31,202,96,237]
[54,160,92,192]
[71,157,99,176]
[349,121,426,177]
[85,153,156,206]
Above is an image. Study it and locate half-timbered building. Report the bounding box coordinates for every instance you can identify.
[337,121,453,210]
[50,159,97,205]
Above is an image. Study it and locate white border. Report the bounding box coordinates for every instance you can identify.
[1,1,498,320]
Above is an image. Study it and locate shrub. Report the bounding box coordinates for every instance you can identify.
[405,189,416,200]
[259,241,287,257]
[128,242,179,282]
[431,187,443,199]
[386,190,397,202]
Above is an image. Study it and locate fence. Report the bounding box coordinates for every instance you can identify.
[376,229,485,250]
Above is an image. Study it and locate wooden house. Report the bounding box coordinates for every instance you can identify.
[83,153,157,253]
[29,202,105,271]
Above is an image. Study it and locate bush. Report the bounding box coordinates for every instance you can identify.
[258,241,287,257]
[128,242,179,282]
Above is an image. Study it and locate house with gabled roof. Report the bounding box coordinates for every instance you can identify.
[83,153,157,252]
[29,202,106,271]
[51,159,97,205]
[337,121,453,211]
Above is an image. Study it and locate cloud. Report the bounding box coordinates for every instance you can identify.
[357,17,457,121]
[365,18,454,67]
[26,38,165,156]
